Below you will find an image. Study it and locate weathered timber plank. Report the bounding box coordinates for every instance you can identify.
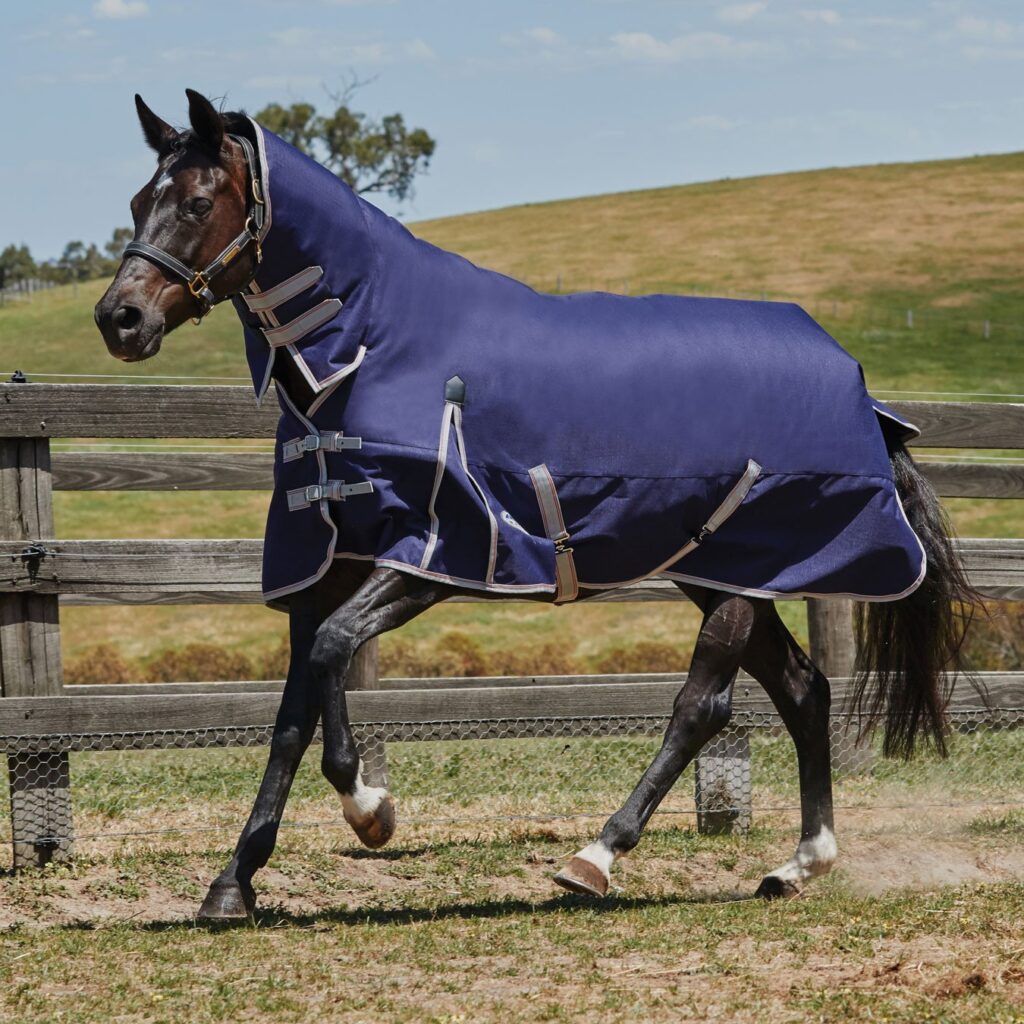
[60,591,269,606]
[894,400,1024,449]
[921,462,1024,499]
[0,539,262,594]
[0,386,1019,449]
[52,452,274,491]
[807,600,855,677]
[0,384,279,439]
[0,436,71,867]
[62,671,691,696]
[49,452,1024,500]
[4,538,1021,600]
[0,438,63,697]
[57,671,1019,706]
[0,674,1018,738]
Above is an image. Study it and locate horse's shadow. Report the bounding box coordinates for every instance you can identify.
[132,887,758,933]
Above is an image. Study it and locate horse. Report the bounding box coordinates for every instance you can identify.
[95,89,975,919]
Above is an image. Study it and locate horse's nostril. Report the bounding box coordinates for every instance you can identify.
[112,305,142,331]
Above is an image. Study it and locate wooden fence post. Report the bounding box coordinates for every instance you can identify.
[349,637,388,787]
[0,436,73,867]
[806,598,872,775]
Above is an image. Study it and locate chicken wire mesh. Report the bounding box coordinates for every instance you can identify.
[2,707,1022,868]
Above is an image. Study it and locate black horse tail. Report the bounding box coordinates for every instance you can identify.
[852,439,979,759]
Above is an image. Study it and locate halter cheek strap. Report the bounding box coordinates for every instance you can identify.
[123,134,266,323]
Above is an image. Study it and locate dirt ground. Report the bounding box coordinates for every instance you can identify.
[3,813,1024,1023]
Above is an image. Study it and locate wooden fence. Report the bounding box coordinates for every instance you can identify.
[1,382,1023,867]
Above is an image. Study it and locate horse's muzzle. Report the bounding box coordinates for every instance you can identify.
[94,295,164,361]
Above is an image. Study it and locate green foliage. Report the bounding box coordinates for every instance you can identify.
[0,243,36,284]
[963,603,1024,671]
[142,643,255,683]
[255,85,435,201]
[253,100,318,153]
[64,643,136,685]
[104,226,133,261]
[56,240,108,283]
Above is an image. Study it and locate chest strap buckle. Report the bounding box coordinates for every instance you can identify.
[287,479,374,511]
[282,432,363,462]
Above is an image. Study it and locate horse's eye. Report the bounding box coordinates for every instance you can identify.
[186,197,213,218]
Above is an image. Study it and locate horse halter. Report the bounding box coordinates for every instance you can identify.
[123,134,265,324]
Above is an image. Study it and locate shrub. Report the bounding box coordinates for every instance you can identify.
[431,631,491,676]
[64,643,138,684]
[256,635,291,679]
[489,642,581,677]
[142,643,254,682]
[963,603,1024,672]
[590,640,688,675]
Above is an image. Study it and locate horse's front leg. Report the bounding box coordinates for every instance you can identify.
[311,567,451,848]
[199,589,327,919]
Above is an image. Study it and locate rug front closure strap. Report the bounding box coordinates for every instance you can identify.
[282,432,363,462]
[262,298,343,348]
[244,266,324,313]
[287,480,374,511]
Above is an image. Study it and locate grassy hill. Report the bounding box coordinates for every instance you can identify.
[1,152,1021,668]
[3,150,1024,393]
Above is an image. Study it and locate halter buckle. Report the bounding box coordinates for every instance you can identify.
[245,216,264,264]
[188,272,210,301]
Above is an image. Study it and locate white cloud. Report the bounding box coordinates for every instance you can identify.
[404,39,436,60]
[267,28,434,64]
[799,8,841,25]
[684,113,741,130]
[93,0,149,18]
[609,30,758,62]
[272,26,316,47]
[718,3,766,24]
[955,16,1015,41]
[527,27,560,47]
[952,14,1024,59]
[500,27,562,51]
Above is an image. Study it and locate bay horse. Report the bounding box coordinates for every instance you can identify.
[95,90,974,919]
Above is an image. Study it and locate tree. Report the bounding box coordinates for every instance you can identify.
[0,244,36,285]
[105,227,133,262]
[57,241,107,283]
[256,83,435,202]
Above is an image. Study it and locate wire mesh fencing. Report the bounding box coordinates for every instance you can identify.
[2,707,1023,869]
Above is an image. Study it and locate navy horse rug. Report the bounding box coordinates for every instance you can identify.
[232,122,926,605]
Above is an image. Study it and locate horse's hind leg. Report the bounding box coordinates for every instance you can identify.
[741,604,836,898]
[311,568,449,847]
[554,591,757,897]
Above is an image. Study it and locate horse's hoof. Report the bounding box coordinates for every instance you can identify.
[345,795,396,850]
[755,875,800,900]
[197,879,255,920]
[553,857,609,898]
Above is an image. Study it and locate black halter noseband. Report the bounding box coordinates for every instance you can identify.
[123,133,265,323]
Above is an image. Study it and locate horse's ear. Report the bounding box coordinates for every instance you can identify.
[185,88,224,153]
[135,94,178,157]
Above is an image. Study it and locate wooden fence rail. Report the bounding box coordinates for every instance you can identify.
[2,382,1023,866]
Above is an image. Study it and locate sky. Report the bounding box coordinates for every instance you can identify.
[1,0,1021,259]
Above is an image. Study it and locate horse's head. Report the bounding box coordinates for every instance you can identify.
[95,89,262,361]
